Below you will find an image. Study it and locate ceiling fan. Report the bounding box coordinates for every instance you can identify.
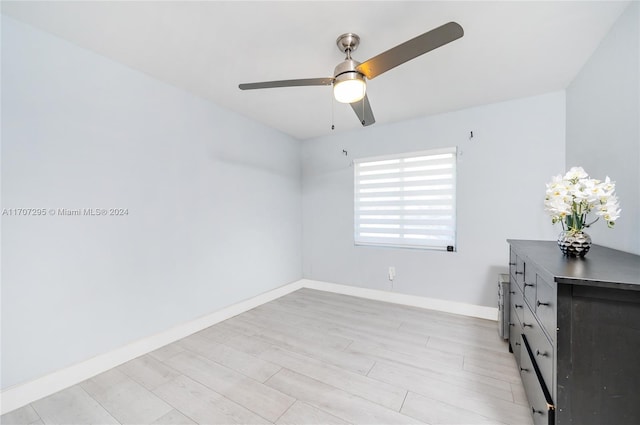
[239,22,464,127]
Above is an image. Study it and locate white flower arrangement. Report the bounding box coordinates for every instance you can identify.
[545,166,621,233]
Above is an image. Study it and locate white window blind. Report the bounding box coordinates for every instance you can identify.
[354,147,457,251]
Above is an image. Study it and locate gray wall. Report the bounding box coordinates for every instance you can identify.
[1,16,302,390]
[302,92,566,308]
[566,2,640,254]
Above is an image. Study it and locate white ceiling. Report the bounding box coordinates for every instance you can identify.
[1,1,630,140]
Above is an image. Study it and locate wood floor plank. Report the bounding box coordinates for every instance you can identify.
[463,358,522,384]
[250,302,387,343]
[31,385,119,425]
[511,381,530,406]
[276,401,349,425]
[401,391,507,425]
[394,305,498,331]
[271,295,404,331]
[213,317,262,336]
[0,404,41,425]
[270,295,408,334]
[348,341,513,400]
[248,331,375,375]
[151,408,197,424]
[369,358,514,402]
[153,375,270,424]
[118,353,181,391]
[219,332,274,356]
[368,361,533,424]
[290,289,480,326]
[266,368,422,424]
[427,333,511,356]
[79,368,173,424]
[213,317,375,376]
[148,342,186,362]
[177,332,282,382]
[233,313,354,352]
[164,350,295,422]
[246,326,352,356]
[256,300,430,349]
[346,339,464,373]
[326,319,429,349]
[401,320,506,348]
[275,293,477,349]
[462,346,519,370]
[293,290,499,337]
[351,340,513,395]
[260,345,407,411]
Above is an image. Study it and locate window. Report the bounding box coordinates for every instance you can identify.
[354,147,457,251]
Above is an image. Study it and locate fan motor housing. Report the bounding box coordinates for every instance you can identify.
[333,59,364,80]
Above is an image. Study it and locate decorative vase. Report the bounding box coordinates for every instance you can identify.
[557,230,592,257]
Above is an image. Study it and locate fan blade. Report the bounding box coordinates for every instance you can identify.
[239,78,333,90]
[350,94,375,127]
[356,22,463,80]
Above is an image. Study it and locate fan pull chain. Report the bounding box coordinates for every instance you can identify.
[361,84,366,125]
[331,94,335,130]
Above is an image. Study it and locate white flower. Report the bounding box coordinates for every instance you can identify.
[572,182,591,201]
[544,167,621,232]
[602,176,615,194]
[583,178,606,203]
[564,166,588,181]
[545,197,571,216]
[595,195,621,223]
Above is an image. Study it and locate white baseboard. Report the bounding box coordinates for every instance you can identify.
[1,278,496,415]
[301,279,499,321]
[0,279,304,415]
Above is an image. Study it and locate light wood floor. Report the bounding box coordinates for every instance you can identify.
[2,289,533,425]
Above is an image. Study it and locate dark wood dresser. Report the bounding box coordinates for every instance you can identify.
[507,240,640,425]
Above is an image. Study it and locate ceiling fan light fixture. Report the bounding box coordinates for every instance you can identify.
[333,72,366,104]
[239,22,464,127]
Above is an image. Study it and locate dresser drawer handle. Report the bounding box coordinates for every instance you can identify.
[515,304,523,309]
[509,291,516,295]
[515,271,524,275]
[532,407,543,415]
[536,350,548,357]
[523,322,533,328]
[514,342,521,346]
[536,300,549,307]
[520,367,529,372]
[509,262,516,266]
[524,282,534,287]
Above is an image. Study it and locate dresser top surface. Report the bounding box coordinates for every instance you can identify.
[507,240,640,289]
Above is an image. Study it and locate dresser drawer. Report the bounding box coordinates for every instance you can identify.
[523,306,554,399]
[523,272,537,309]
[535,274,557,343]
[515,256,526,291]
[511,282,525,326]
[509,248,517,278]
[524,264,537,302]
[521,336,555,425]
[509,311,523,367]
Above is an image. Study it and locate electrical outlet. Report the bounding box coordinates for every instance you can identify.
[388,266,396,281]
